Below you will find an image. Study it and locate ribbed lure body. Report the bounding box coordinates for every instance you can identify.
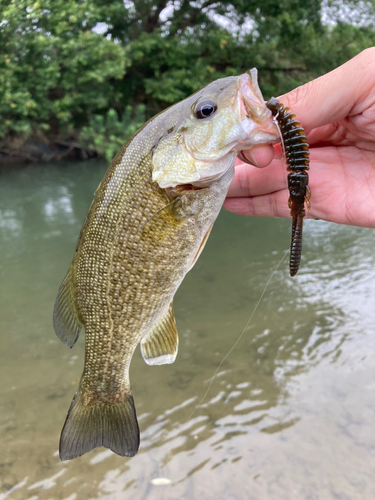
[266,97,310,276]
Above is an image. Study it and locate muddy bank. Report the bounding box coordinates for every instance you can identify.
[0,137,96,165]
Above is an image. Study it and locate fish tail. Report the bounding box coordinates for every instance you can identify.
[59,390,140,461]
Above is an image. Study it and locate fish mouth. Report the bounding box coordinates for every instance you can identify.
[236,70,280,148]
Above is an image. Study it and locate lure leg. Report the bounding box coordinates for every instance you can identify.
[305,186,311,211]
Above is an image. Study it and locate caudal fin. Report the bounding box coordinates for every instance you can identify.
[59,391,140,461]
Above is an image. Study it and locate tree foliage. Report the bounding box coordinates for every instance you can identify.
[1,0,375,161]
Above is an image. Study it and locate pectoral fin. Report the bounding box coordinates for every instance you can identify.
[141,303,178,365]
[53,264,83,348]
[141,196,194,235]
[190,223,213,270]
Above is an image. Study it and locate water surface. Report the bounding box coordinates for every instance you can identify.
[1,161,375,500]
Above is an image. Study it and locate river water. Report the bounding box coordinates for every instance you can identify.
[0,160,375,500]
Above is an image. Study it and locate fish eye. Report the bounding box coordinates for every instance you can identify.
[194,99,218,119]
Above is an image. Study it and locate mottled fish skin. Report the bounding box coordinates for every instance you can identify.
[53,70,279,461]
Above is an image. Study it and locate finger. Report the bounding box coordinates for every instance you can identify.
[225,148,335,219]
[227,158,287,198]
[223,189,291,218]
[277,47,375,133]
[224,189,323,220]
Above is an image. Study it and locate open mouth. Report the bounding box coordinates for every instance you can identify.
[237,74,280,146]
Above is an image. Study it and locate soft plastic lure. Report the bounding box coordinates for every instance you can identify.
[266,97,310,276]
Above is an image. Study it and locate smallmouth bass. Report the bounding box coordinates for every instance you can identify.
[53,69,279,460]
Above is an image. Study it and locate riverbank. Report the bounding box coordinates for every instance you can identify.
[0,137,97,165]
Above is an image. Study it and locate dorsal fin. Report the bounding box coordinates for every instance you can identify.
[141,302,178,365]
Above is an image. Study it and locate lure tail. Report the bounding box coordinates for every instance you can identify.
[59,390,140,460]
[289,213,304,276]
[287,171,308,277]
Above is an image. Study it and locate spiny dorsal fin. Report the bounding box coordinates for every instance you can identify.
[53,264,82,348]
[141,302,178,365]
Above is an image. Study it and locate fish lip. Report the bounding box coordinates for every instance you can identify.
[238,73,270,124]
[236,73,280,147]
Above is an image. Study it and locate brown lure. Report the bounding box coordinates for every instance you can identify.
[266,97,310,277]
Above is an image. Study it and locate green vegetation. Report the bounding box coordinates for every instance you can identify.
[80,106,146,162]
[1,0,375,162]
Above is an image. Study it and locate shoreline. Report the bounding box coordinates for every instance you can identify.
[0,138,97,166]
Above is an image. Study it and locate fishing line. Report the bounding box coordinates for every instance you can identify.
[185,247,289,424]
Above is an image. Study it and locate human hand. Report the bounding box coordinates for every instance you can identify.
[224,47,375,228]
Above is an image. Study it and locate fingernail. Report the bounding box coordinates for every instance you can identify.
[238,150,259,167]
[245,150,259,167]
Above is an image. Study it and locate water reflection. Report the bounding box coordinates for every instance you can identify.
[0,161,374,499]
[43,186,75,225]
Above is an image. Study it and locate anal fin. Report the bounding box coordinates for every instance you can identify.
[53,264,82,348]
[141,302,178,365]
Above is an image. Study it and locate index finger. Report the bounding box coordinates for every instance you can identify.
[277,47,375,134]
